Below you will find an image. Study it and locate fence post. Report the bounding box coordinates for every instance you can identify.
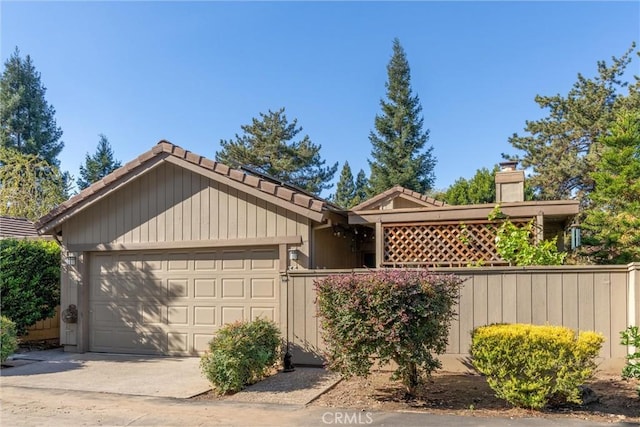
[629,263,640,329]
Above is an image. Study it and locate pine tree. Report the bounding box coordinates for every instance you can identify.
[333,162,356,208]
[216,108,337,195]
[0,47,63,166]
[77,135,122,190]
[352,169,369,207]
[368,38,435,195]
[581,111,640,263]
[507,43,638,202]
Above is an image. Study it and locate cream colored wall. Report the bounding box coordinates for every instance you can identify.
[63,162,310,260]
[311,227,359,269]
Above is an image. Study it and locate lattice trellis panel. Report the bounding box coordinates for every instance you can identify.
[383,221,528,267]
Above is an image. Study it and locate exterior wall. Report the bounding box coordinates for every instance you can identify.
[286,265,638,367]
[311,227,360,269]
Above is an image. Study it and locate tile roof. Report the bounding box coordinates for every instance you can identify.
[351,185,447,211]
[0,216,40,238]
[36,141,334,232]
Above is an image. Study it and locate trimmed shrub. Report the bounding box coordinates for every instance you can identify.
[315,270,463,395]
[1,316,18,363]
[620,326,640,397]
[200,318,281,395]
[470,323,604,409]
[0,239,60,335]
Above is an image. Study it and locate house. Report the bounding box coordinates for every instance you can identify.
[35,141,356,355]
[36,142,579,356]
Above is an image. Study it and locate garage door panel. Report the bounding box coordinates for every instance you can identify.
[168,279,189,298]
[194,252,216,271]
[193,306,216,326]
[90,248,279,355]
[194,334,214,352]
[221,306,245,324]
[167,306,189,325]
[251,278,276,299]
[221,278,245,298]
[250,307,275,321]
[194,279,216,297]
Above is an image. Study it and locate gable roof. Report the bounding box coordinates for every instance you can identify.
[0,216,41,238]
[351,185,447,211]
[36,141,340,233]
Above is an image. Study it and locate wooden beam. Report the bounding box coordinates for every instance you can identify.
[68,235,303,252]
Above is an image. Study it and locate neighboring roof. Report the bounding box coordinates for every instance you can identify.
[351,185,447,211]
[36,141,339,233]
[0,216,40,238]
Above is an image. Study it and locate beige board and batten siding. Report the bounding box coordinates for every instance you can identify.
[59,161,311,354]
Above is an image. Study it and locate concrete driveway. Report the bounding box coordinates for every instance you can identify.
[0,348,211,398]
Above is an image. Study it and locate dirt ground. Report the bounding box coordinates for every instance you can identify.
[311,369,639,423]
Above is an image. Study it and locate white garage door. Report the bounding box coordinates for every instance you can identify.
[89,247,280,355]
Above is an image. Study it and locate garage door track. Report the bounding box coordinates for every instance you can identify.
[0,348,211,398]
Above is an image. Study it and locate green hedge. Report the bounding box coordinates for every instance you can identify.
[470,323,603,409]
[200,318,281,395]
[1,316,18,363]
[0,239,60,335]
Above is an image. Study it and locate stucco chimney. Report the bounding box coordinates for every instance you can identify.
[495,161,525,203]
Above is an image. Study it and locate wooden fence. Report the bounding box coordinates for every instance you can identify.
[22,306,60,342]
[285,264,639,367]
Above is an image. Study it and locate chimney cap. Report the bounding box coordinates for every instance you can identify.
[499,161,518,171]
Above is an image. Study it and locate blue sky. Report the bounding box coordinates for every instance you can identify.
[2,1,638,196]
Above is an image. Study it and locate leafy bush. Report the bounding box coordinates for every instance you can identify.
[315,270,463,395]
[620,325,640,396]
[200,318,281,395]
[487,205,566,266]
[471,323,604,409]
[1,316,18,363]
[0,239,61,335]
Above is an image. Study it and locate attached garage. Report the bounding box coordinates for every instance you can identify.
[89,248,279,355]
[36,141,355,356]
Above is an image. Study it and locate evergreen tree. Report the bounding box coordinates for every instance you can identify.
[333,162,356,208]
[368,38,435,195]
[77,135,122,190]
[352,169,369,207]
[0,48,63,166]
[216,108,337,195]
[0,147,67,220]
[581,111,640,263]
[507,44,638,202]
[443,166,497,205]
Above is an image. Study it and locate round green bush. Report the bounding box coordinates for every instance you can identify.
[471,323,604,409]
[1,316,18,363]
[200,318,281,394]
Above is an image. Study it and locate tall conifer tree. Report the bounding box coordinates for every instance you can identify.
[0,48,63,166]
[368,39,435,195]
